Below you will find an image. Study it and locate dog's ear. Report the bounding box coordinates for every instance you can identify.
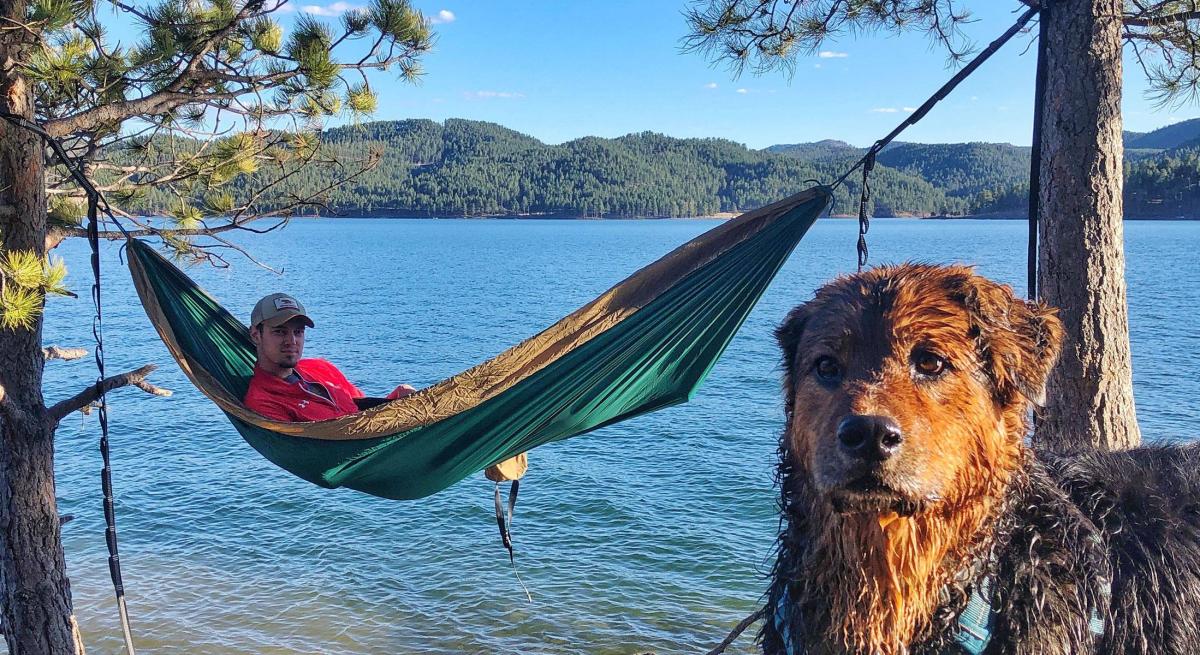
[960,277,1064,406]
[776,303,814,418]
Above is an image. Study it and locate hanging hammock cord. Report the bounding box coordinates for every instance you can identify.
[1028,1,1052,301]
[856,149,876,272]
[0,111,136,655]
[829,4,1041,267]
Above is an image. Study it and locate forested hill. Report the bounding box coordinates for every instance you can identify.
[179,117,1200,218]
[771,117,1200,218]
[254,118,952,218]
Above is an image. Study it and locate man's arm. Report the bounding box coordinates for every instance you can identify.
[354,384,418,411]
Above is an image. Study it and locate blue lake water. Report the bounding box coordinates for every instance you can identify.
[33,218,1200,654]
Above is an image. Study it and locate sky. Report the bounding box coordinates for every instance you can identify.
[138,1,1200,149]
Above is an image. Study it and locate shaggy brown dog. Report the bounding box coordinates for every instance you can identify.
[762,264,1200,655]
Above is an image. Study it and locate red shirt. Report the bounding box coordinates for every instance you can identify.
[243,358,364,422]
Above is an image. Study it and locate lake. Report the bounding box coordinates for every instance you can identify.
[31,217,1200,654]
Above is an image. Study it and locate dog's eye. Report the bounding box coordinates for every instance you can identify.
[812,356,842,384]
[912,350,949,377]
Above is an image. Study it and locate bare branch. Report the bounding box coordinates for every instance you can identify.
[43,345,88,361]
[46,364,172,425]
[1124,11,1200,27]
[705,608,765,655]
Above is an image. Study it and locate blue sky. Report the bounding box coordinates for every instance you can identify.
[188,1,1200,148]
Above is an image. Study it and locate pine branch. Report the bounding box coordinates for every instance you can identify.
[42,0,270,138]
[54,144,380,248]
[46,364,172,425]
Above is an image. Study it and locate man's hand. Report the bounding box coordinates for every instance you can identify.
[386,383,418,400]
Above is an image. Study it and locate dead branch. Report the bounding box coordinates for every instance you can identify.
[705,608,765,655]
[46,364,172,425]
[43,345,88,361]
[1125,10,1200,27]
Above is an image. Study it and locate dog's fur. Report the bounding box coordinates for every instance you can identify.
[762,264,1200,655]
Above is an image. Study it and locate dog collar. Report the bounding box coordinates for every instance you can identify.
[953,574,1107,655]
[773,576,1107,655]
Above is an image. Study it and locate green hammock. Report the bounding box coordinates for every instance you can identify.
[127,186,830,500]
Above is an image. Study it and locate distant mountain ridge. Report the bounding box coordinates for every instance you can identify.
[1125,118,1200,149]
[144,117,1200,220]
[183,118,955,219]
[770,117,1200,217]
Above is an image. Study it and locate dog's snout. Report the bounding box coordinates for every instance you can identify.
[837,414,904,461]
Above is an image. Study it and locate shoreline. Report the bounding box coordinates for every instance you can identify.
[285,212,1199,221]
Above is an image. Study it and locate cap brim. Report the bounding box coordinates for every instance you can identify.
[262,311,315,329]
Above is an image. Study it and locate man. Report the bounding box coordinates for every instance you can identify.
[243,292,416,422]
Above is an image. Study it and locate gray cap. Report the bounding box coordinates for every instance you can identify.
[251,293,315,329]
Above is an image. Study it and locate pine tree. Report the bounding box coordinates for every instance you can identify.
[0,0,430,650]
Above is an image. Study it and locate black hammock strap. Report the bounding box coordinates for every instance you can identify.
[831,3,1041,268]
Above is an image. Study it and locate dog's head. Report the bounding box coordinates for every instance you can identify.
[776,264,1063,516]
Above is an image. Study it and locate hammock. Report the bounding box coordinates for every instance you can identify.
[127,186,831,500]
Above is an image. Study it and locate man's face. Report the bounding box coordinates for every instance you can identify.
[251,316,307,374]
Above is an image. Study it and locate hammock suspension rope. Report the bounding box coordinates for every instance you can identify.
[0,111,136,655]
[829,3,1041,269]
[1028,0,1053,301]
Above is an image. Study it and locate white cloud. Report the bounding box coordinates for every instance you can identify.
[736,88,749,94]
[818,50,848,58]
[902,107,917,112]
[871,107,900,113]
[970,96,979,102]
[705,82,718,89]
[429,9,455,24]
[300,1,358,15]
[464,90,526,100]
[813,63,822,69]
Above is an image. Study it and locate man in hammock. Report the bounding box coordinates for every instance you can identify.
[243,293,416,422]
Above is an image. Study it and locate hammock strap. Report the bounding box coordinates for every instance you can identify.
[85,155,138,655]
[494,480,520,563]
[831,5,1041,191]
[0,110,137,655]
[856,148,876,271]
[1028,0,1052,301]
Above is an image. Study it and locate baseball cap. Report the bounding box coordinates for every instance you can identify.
[251,293,315,329]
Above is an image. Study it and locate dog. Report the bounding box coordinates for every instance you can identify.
[762,263,1200,655]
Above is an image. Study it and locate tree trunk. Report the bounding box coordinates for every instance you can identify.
[0,0,85,650]
[1035,0,1141,450]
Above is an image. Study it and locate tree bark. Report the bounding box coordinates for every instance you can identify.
[1036,0,1141,450]
[0,0,86,650]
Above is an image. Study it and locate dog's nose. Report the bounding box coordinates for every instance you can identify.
[837,415,904,461]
